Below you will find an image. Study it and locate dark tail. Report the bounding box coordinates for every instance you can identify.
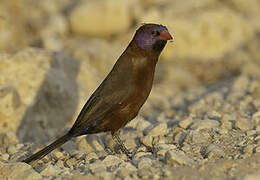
[22,133,72,164]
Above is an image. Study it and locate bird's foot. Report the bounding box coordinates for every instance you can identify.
[112,134,132,160]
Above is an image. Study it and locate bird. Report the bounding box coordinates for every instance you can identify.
[22,23,173,164]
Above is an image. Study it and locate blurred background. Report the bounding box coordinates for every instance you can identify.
[0,0,260,143]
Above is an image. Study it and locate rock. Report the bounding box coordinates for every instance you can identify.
[235,118,253,131]
[146,123,168,137]
[69,0,131,37]
[165,150,194,166]
[252,111,260,124]
[40,163,62,176]
[191,119,220,130]
[102,155,123,167]
[0,162,42,180]
[87,160,106,173]
[0,153,9,161]
[243,145,255,155]
[174,131,187,145]
[138,157,153,169]
[179,117,193,129]
[141,135,153,148]
[0,49,80,143]
[204,144,225,159]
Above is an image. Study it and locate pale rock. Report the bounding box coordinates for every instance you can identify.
[141,135,153,147]
[191,119,220,130]
[255,146,260,153]
[235,118,253,131]
[138,157,153,169]
[88,161,106,173]
[69,0,131,37]
[252,111,260,124]
[40,163,62,176]
[243,145,255,155]
[136,118,152,132]
[221,121,233,130]
[146,123,168,137]
[165,150,194,165]
[85,152,99,162]
[0,153,9,161]
[102,155,123,167]
[0,162,41,180]
[179,117,193,129]
[205,144,225,159]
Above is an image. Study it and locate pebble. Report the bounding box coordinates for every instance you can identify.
[191,119,220,130]
[102,155,123,167]
[235,118,253,131]
[165,150,194,166]
[146,123,168,137]
[179,117,193,129]
[138,157,153,169]
[40,163,62,176]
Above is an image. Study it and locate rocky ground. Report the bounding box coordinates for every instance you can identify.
[1,0,260,180]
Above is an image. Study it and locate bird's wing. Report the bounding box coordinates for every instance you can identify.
[69,55,134,135]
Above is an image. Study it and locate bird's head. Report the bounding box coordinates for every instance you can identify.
[134,23,173,53]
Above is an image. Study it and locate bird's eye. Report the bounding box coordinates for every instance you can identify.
[150,30,160,36]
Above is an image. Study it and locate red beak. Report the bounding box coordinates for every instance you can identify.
[158,30,173,40]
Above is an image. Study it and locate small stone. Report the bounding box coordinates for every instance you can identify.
[252,111,260,124]
[205,144,225,159]
[246,130,257,136]
[133,152,153,160]
[137,169,152,179]
[88,161,106,173]
[40,163,62,176]
[252,99,260,109]
[255,135,260,142]
[174,131,187,145]
[255,146,260,153]
[165,150,194,166]
[7,145,18,154]
[221,121,233,130]
[53,151,64,159]
[235,118,253,131]
[85,152,99,162]
[102,155,123,167]
[146,123,168,137]
[138,158,153,169]
[65,158,77,168]
[141,135,153,147]
[136,118,152,132]
[179,117,193,129]
[0,153,9,161]
[55,159,65,168]
[243,145,255,154]
[0,162,41,180]
[191,119,220,130]
[221,114,235,122]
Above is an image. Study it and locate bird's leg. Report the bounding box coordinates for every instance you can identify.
[112,133,132,159]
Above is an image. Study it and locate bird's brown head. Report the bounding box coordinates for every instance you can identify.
[134,23,173,53]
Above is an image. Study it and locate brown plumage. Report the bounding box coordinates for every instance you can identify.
[22,23,173,164]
